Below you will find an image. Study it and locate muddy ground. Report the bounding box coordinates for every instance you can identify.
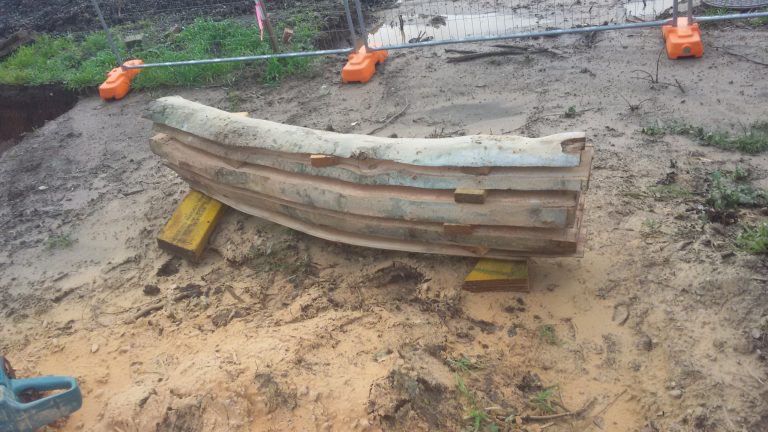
[2,22,768,432]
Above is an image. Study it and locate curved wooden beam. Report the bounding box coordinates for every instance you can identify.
[146,96,585,168]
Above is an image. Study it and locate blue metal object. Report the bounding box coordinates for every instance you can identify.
[0,357,82,432]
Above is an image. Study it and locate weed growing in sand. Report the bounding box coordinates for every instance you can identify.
[45,233,76,250]
[0,17,319,89]
[707,170,766,211]
[641,218,662,237]
[641,121,768,154]
[449,356,482,373]
[537,324,558,345]
[456,374,493,432]
[530,388,557,414]
[647,184,691,201]
[563,106,578,119]
[737,223,768,254]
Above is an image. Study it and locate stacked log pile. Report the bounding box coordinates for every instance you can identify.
[147,96,592,259]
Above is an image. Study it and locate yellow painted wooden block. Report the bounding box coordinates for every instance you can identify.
[157,190,224,261]
[463,259,529,292]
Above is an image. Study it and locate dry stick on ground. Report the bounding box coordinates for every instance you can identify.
[631,49,685,93]
[491,44,566,56]
[581,389,628,431]
[445,48,478,54]
[714,46,768,67]
[446,47,560,63]
[367,100,410,135]
[129,285,204,322]
[522,397,596,422]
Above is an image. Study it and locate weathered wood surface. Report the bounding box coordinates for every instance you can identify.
[176,167,585,258]
[147,97,593,258]
[154,124,593,192]
[152,134,578,228]
[147,96,585,168]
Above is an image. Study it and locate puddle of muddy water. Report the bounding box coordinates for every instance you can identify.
[368,0,673,46]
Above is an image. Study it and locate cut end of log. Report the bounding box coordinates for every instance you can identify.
[561,136,587,153]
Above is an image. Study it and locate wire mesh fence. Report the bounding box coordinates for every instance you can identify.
[358,0,768,50]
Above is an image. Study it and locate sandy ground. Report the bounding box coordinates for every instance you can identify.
[2,24,768,432]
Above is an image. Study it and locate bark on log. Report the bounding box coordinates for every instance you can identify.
[146,96,585,168]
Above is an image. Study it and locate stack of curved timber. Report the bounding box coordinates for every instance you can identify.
[146,96,592,260]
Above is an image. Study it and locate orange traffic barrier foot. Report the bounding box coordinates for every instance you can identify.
[341,46,388,84]
[99,59,144,101]
[662,17,703,60]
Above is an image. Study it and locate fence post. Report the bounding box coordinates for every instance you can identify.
[257,1,280,53]
[342,0,359,51]
[352,0,369,50]
[89,0,123,67]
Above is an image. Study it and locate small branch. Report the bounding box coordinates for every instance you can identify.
[127,285,204,323]
[594,389,626,417]
[714,46,768,67]
[368,100,409,135]
[444,48,477,54]
[447,46,562,63]
[522,398,596,422]
[655,48,663,82]
[131,302,164,322]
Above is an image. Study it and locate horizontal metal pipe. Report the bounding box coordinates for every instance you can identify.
[695,11,768,22]
[122,47,353,69]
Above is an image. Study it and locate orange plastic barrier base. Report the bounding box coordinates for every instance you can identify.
[99,59,144,101]
[662,18,703,60]
[341,46,388,84]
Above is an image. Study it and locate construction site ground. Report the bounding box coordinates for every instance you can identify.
[2,24,768,432]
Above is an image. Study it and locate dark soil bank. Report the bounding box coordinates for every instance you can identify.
[0,84,77,145]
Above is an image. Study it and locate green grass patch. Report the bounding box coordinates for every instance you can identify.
[530,388,557,414]
[455,374,495,432]
[0,17,319,90]
[737,223,768,254]
[641,121,768,154]
[648,184,692,200]
[45,233,76,250]
[448,356,482,373]
[537,324,558,345]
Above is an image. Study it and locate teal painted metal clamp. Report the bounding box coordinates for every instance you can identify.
[0,357,82,432]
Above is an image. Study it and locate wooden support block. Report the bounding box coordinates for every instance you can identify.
[454,188,487,204]
[460,167,492,176]
[443,223,474,236]
[157,190,224,261]
[463,259,529,293]
[310,155,339,168]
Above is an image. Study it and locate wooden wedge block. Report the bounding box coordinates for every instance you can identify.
[310,155,339,167]
[157,190,224,261]
[463,259,530,293]
[443,223,474,236]
[454,188,487,204]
